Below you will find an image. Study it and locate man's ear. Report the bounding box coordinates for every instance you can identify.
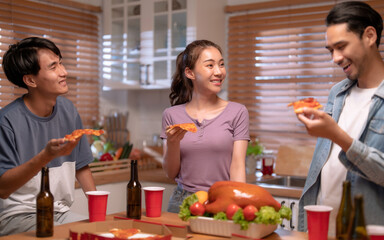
[23,75,36,88]
[184,67,195,80]
[364,26,377,47]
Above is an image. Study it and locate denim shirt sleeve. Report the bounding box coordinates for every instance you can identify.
[340,139,384,186]
[337,91,384,187]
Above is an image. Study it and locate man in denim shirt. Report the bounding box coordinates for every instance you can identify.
[297,1,384,237]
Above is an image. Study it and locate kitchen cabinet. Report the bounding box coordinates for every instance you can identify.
[102,0,188,90]
[101,0,227,91]
[275,197,300,231]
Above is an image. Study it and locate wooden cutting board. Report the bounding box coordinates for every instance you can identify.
[274,144,315,177]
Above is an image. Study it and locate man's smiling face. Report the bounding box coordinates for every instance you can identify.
[326,23,369,81]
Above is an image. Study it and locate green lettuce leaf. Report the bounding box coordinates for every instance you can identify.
[178,194,198,221]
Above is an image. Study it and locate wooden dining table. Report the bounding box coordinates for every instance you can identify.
[0,211,311,240]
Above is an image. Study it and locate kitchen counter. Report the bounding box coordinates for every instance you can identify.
[83,146,304,199]
[0,211,312,240]
[82,167,303,199]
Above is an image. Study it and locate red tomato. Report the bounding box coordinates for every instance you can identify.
[226,203,241,220]
[190,202,205,216]
[243,205,258,221]
[99,152,113,161]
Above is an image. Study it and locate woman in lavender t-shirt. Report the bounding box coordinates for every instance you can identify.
[160,40,250,213]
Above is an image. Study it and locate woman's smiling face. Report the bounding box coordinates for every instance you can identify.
[186,46,226,94]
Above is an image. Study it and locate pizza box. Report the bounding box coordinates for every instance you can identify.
[69,219,188,240]
[189,216,277,239]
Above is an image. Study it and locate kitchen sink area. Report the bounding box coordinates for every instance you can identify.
[256,175,307,189]
[248,175,307,199]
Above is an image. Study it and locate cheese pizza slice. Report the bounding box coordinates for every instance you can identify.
[170,123,197,133]
[64,129,104,141]
[109,228,140,238]
[288,97,323,114]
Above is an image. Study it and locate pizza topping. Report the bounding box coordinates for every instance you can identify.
[170,123,197,133]
[109,228,140,238]
[108,228,163,239]
[64,129,104,141]
[288,97,323,114]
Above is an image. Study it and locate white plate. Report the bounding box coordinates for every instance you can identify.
[189,216,277,238]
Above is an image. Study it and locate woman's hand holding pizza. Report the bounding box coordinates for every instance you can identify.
[166,123,197,143]
[165,125,188,143]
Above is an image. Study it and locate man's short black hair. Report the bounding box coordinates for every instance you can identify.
[2,37,62,89]
[326,1,383,47]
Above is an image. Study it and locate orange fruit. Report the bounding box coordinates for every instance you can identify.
[195,190,208,204]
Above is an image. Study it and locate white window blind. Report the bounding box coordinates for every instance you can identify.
[0,0,101,128]
[226,0,384,151]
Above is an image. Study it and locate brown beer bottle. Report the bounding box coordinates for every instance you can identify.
[127,159,141,219]
[336,181,352,240]
[347,194,368,240]
[36,167,54,237]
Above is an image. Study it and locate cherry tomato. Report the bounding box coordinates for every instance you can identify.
[243,204,258,221]
[226,203,241,220]
[190,202,205,216]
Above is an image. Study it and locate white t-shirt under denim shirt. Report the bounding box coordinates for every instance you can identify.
[317,84,377,237]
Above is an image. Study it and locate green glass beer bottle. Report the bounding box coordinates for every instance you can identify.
[347,194,368,240]
[336,181,352,240]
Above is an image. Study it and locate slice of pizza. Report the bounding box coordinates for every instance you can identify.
[170,123,197,133]
[64,129,104,141]
[109,228,140,238]
[288,97,323,114]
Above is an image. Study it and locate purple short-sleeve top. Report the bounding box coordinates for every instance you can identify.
[160,101,250,192]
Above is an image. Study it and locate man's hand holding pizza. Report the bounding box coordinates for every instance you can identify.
[43,137,81,160]
[297,107,353,152]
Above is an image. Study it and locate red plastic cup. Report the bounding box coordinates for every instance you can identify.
[86,191,110,222]
[304,205,333,240]
[367,225,384,240]
[143,187,165,217]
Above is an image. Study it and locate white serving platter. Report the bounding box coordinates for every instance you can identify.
[189,216,277,238]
